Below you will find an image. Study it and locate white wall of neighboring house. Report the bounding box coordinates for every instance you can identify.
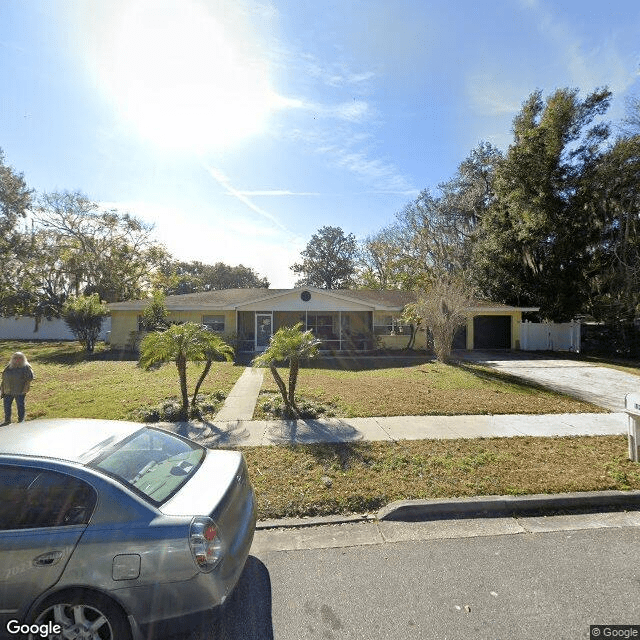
[520,321,580,352]
[0,317,112,341]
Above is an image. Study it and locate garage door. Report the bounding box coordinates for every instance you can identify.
[473,316,511,349]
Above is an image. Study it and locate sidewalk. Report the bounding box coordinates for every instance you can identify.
[196,365,629,448]
[187,411,627,447]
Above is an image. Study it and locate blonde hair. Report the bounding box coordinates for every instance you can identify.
[8,352,29,368]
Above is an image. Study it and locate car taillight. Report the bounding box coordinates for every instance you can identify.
[189,517,223,572]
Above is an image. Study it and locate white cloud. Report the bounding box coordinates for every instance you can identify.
[300,55,377,89]
[328,100,371,122]
[521,0,637,96]
[465,0,640,149]
[273,93,372,123]
[467,73,524,117]
[318,145,417,195]
[100,199,301,288]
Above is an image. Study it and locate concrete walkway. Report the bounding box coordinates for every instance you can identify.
[185,411,627,447]
[213,367,264,421]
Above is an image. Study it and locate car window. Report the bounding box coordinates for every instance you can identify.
[90,428,205,505]
[0,466,97,530]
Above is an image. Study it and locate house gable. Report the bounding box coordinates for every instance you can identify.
[237,288,375,312]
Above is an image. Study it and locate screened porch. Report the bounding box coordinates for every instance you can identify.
[237,310,374,353]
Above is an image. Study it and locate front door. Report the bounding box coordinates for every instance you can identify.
[255,313,273,351]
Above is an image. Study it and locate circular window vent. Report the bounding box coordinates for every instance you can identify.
[301,291,311,302]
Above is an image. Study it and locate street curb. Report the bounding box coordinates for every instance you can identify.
[377,490,640,521]
[256,513,374,530]
[255,490,640,529]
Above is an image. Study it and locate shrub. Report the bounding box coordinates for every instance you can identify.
[62,294,108,353]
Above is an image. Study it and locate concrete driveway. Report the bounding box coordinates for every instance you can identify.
[460,351,640,411]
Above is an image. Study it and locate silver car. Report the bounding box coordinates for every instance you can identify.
[0,419,256,640]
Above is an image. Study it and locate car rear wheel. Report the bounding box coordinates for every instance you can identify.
[29,590,132,640]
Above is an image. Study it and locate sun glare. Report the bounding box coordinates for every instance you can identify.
[96,0,275,151]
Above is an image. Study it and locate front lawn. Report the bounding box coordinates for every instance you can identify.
[254,356,604,418]
[244,436,640,520]
[3,342,634,522]
[577,354,640,377]
[0,341,244,421]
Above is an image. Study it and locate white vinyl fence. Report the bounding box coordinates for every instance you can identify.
[0,316,111,341]
[520,321,580,352]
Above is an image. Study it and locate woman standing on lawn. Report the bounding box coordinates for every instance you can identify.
[1,351,35,425]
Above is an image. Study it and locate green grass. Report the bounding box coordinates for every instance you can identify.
[526,350,640,377]
[255,357,605,418]
[243,436,640,520]
[580,355,640,377]
[0,341,244,421]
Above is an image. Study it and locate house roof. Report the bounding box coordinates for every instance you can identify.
[108,287,417,311]
[107,287,539,313]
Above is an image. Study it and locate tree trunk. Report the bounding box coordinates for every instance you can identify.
[433,327,453,363]
[270,363,297,417]
[192,359,213,408]
[407,325,416,350]
[288,357,300,414]
[176,356,189,420]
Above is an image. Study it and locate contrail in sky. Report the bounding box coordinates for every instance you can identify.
[203,164,292,233]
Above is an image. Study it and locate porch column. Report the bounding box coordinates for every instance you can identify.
[339,311,342,351]
[467,317,474,350]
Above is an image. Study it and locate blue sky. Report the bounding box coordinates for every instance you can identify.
[1,0,639,287]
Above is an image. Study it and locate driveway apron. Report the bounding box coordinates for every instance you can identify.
[461,351,640,411]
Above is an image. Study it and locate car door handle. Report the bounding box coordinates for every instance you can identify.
[33,551,64,567]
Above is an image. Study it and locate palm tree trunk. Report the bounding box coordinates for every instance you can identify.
[176,355,189,420]
[270,363,296,417]
[192,359,213,407]
[288,357,300,414]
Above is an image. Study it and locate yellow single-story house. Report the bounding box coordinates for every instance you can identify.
[107,287,538,353]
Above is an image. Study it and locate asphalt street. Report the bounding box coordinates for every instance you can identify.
[153,514,640,640]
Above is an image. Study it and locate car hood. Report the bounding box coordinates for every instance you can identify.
[158,449,243,517]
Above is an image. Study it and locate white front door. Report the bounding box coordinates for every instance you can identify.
[255,313,273,351]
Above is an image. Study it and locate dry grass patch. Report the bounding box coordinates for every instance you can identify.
[583,356,640,377]
[255,358,603,418]
[242,436,640,520]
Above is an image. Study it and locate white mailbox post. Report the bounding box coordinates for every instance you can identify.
[625,393,640,462]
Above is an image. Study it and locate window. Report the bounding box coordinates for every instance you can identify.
[202,315,225,332]
[373,315,409,335]
[90,428,205,505]
[306,313,338,339]
[0,466,97,530]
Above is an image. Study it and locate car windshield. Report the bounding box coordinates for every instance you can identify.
[90,428,205,505]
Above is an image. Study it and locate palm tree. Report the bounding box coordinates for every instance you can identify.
[253,323,321,417]
[139,322,234,420]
